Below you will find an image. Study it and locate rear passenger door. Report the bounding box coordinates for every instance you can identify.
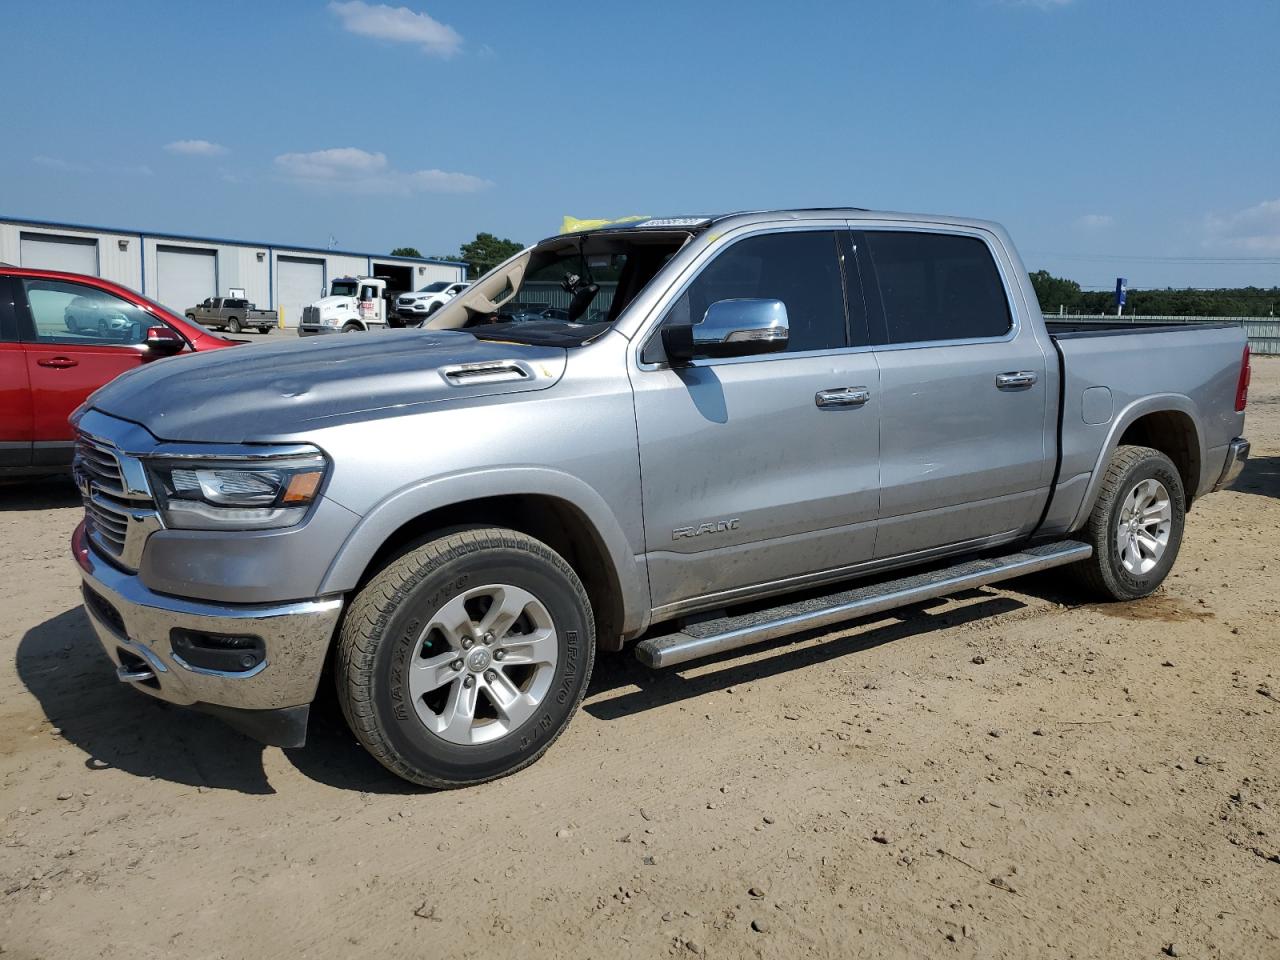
[631,228,881,614]
[857,228,1051,559]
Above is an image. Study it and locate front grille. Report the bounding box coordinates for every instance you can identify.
[74,431,158,569]
[302,305,320,324]
[74,435,125,497]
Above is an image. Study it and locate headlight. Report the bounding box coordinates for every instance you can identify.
[146,452,328,530]
[325,315,341,326]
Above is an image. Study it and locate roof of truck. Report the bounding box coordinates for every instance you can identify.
[547,208,1006,242]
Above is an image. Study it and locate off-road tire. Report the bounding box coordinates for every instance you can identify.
[1070,444,1185,601]
[227,317,242,334]
[335,528,596,788]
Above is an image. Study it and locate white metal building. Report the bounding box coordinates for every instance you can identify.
[0,216,467,328]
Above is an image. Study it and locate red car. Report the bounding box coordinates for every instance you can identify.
[1,266,239,477]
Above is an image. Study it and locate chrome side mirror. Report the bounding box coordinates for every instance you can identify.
[662,298,789,365]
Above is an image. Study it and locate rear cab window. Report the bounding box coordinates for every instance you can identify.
[859,231,1012,345]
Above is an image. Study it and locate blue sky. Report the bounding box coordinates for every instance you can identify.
[5,0,1279,289]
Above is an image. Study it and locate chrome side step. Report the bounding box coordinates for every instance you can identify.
[635,540,1091,669]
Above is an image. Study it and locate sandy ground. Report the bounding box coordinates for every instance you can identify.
[1,361,1277,960]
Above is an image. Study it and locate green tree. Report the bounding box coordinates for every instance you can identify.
[1028,270,1084,314]
[458,232,524,278]
[390,246,422,257]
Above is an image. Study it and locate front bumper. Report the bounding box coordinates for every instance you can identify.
[297,325,339,337]
[1213,437,1250,492]
[73,523,342,745]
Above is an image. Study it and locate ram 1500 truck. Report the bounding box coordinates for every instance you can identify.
[69,209,1251,788]
[185,298,278,335]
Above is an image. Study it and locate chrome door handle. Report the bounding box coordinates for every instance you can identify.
[815,386,871,408]
[995,371,1037,389]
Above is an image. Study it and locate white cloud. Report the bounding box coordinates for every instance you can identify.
[1075,213,1114,229]
[165,139,228,157]
[274,147,491,194]
[33,155,90,173]
[1205,199,1280,253]
[329,1,462,57]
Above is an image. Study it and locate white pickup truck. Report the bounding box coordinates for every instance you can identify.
[297,277,390,335]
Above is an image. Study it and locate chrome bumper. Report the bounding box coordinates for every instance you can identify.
[1214,437,1250,492]
[297,326,338,337]
[73,524,342,713]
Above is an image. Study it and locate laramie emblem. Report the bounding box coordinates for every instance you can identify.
[673,518,740,540]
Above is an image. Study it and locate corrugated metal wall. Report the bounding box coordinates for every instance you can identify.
[1,219,464,325]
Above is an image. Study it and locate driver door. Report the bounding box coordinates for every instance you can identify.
[630,229,881,615]
[16,277,177,452]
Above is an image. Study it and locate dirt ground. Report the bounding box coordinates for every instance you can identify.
[1,361,1277,960]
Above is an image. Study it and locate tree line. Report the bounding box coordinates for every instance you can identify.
[1030,270,1279,317]
[391,233,524,280]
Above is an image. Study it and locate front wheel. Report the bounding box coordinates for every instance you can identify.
[341,322,362,333]
[335,528,595,788]
[1070,444,1185,601]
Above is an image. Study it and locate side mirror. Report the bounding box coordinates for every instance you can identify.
[661,298,789,365]
[145,325,186,356]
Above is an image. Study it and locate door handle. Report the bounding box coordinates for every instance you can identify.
[37,356,79,369]
[815,386,871,408]
[995,371,1037,389]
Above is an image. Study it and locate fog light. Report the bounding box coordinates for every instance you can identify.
[170,629,266,674]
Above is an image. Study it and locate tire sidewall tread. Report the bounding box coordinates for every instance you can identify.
[1075,444,1186,601]
[335,527,595,788]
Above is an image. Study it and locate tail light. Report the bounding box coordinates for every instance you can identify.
[1235,345,1251,412]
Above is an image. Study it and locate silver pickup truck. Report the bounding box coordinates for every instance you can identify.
[70,209,1251,788]
[185,297,277,335]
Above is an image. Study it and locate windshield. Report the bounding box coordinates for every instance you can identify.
[461,231,690,346]
[419,281,450,293]
[330,281,358,297]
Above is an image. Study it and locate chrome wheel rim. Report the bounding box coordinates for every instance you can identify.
[1115,478,1172,575]
[406,584,558,745]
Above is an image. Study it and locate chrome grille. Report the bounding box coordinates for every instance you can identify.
[84,494,130,556]
[74,432,160,570]
[74,435,126,497]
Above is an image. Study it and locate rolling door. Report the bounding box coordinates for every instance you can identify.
[20,233,99,275]
[156,246,217,314]
[276,256,325,328]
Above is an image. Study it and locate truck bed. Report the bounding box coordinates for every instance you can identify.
[1038,319,1247,536]
[1046,319,1239,338]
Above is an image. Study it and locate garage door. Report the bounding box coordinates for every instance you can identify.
[20,233,99,276]
[277,256,326,328]
[155,246,217,315]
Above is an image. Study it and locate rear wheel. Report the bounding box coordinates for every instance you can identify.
[1071,445,1185,601]
[227,317,242,334]
[335,528,595,788]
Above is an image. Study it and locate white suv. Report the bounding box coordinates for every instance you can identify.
[396,281,469,323]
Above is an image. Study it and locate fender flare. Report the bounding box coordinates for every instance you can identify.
[1068,392,1205,531]
[318,466,650,636]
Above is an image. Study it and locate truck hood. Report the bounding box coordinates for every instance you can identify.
[87,329,568,443]
[311,295,356,311]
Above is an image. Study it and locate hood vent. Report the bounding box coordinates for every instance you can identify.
[440,360,533,386]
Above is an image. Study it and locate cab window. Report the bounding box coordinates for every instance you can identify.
[657,231,851,357]
[19,279,152,346]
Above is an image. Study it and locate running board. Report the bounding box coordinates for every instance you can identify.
[635,540,1092,669]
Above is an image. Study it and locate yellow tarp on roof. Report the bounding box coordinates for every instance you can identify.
[559,215,650,234]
